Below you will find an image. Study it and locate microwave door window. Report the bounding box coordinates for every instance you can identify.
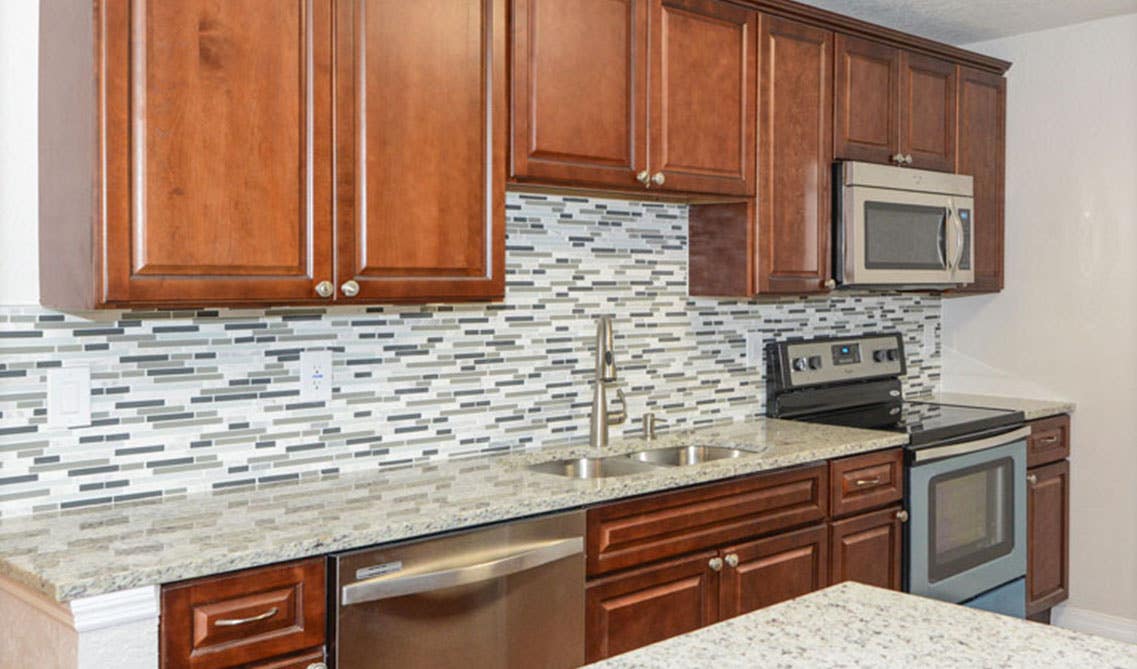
[863,202,947,270]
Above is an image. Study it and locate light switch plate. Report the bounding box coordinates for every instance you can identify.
[47,365,91,429]
[745,332,764,370]
[299,350,333,403]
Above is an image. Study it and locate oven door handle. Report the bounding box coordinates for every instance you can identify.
[341,537,583,606]
[911,426,1031,463]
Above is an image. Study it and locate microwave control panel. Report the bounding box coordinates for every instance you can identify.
[767,333,905,389]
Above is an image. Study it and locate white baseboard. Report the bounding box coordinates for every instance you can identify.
[1051,603,1137,644]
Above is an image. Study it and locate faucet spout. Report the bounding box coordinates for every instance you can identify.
[590,317,625,448]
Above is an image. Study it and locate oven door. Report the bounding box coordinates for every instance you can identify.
[840,185,974,286]
[906,428,1028,604]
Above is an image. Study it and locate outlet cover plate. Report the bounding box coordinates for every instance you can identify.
[47,365,91,429]
[300,350,333,403]
[746,332,764,369]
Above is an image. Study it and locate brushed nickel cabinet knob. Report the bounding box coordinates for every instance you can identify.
[315,281,334,298]
[708,557,724,572]
[307,663,328,669]
[636,170,651,187]
[824,278,837,290]
[896,509,909,522]
[651,172,666,186]
[341,280,360,297]
[1027,474,1039,486]
[904,154,914,164]
[892,153,905,164]
[725,553,739,569]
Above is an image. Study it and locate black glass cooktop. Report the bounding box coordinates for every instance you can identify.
[797,400,1025,448]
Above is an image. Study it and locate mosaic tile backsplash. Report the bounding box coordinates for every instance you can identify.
[0,194,941,517]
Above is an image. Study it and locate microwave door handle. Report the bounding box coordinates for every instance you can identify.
[951,208,966,270]
[938,210,948,269]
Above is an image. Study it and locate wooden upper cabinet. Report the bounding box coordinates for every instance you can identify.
[900,53,957,171]
[954,66,1007,294]
[335,0,506,302]
[98,0,336,306]
[511,0,648,191]
[649,0,756,196]
[757,14,834,294]
[834,34,899,165]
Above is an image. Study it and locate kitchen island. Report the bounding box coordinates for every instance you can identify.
[586,581,1136,668]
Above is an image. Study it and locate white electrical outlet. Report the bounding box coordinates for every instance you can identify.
[745,332,764,370]
[47,365,92,429]
[300,350,333,403]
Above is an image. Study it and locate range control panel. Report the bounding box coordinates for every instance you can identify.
[766,333,905,390]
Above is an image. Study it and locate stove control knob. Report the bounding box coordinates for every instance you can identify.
[808,355,823,370]
[886,349,899,362]
[792,357,808,372]
[873,350,887,363]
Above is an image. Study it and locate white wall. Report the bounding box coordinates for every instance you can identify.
[0,0,39,305]
[945,13,1137,628]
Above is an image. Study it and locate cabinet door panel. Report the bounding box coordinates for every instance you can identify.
[720,524,828,619]
[101,0,334,305]
[757,14,833,294]
[337,0,505,301]
[585,552,718,662]
[650,0,756,196]
[829,505,903,590]
[511,0,648,189]
[954,67,1006,293]
[834,34,899,164]
[1027,460,1070,614]
[900,53,956,171]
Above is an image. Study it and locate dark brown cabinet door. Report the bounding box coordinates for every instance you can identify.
[834,34,899,164]
[900,53,956,171]
[954,66,1007,293]
[336,0,506,302]
[649,0,756,196]
[757,14,834,294]
[719,524,828,619]
[99,0,335,306]
[829,505,903,590]
[1027,460,1070,615]
[585,551,719,663]
[511,0,648,190]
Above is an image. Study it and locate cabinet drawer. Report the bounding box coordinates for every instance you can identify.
[829,448,904,518]
[161,558,325,669]
[587,464,828,576]
[1027,415,1070,468]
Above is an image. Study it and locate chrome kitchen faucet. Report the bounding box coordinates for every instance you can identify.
[589,316,627,448]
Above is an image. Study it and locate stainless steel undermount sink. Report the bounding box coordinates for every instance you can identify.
[625,445,749,466]
[527,456,662,479]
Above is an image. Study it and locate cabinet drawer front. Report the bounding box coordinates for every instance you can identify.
[829,448,904,518]
[587,464,827,576]
[161,558,325,669]
[1027,415,1070,468]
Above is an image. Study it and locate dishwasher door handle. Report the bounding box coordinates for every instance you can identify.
[341,537,583,606]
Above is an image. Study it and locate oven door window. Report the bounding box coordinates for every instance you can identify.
[863,202,947,270]
[928,456,1015,583]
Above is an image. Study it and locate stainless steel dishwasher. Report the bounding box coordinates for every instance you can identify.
[330,510,585,668]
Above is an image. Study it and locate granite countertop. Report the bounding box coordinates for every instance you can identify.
[918,391,1075,421]
[587,582,1137,669]
[0,418,905,603]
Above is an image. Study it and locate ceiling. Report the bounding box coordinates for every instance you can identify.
[796,0,1137,44]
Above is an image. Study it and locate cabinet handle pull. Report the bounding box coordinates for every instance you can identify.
[1039,435,1059,445]
[636,170,651,187]
[214,606,278,627]
[896,509,909,522]
[651,172,666,186]
[315,281,334,298]
[341,280,360,298]
[724,553,739,569]
[1027,474,1039,486]
[708,557,724,572]
[854,476,882,487]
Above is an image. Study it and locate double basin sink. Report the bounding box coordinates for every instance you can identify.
[528,445,760,480]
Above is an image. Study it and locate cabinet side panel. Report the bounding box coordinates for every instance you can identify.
[38,0,98,309]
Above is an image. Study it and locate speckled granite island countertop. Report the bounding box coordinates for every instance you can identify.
[0,418,906,603]
[587,582,1137,669]
[918,391,1076,420]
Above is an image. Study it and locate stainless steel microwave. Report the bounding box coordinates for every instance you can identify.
[835,161,974,288]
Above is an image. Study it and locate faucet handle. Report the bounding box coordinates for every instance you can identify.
[608,387,627,426]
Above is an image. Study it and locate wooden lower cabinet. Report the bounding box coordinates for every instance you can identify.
[1027,459,1070,615]
[585,551,720,663]
[719,524,828,619]
[829,505,904,590]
